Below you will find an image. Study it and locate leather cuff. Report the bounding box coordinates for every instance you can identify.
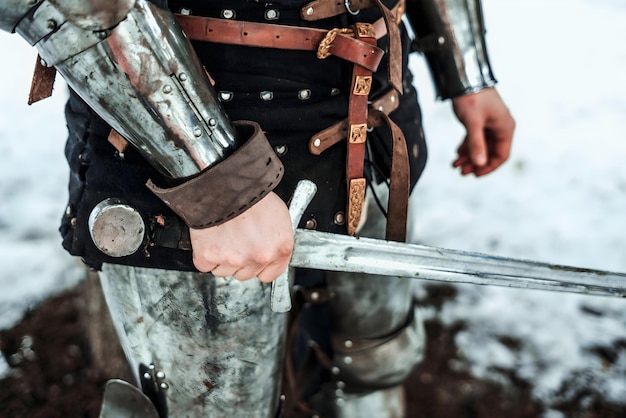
[147,120,284,229]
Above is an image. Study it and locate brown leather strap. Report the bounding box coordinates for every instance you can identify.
[28,55,56,105]
[301,0,404,93]
[370,109,409,242]
[309,89,400,155]
[176,14,384,72]
[345,23,376,236]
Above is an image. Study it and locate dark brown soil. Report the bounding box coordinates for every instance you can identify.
[1,280,624,418]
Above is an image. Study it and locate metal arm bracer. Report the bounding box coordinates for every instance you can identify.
[1,0,238,179]
[406,0,497,99]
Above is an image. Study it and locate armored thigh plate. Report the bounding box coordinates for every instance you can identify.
[99,264,288,417]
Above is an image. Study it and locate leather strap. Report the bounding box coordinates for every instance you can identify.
[28,55,56,105]
[345,23,376,236]
[176,14,384,72]
[309,89,400,155]
[301,0,405,93]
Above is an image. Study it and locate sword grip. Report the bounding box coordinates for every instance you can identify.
[270,180,317,312]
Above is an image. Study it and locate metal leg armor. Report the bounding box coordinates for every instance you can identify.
[313,185,426,418]
[99,265,288,417]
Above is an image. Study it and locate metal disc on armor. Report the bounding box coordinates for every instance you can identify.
[88,198,146,257]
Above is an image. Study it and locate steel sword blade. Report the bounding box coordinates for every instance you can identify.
[289,229,626,298]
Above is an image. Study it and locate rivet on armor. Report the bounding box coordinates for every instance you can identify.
[46,19,57,30]
[162,84,173,94]
[336,381,346,389]
[149,364,155,370]
[306,7,314,16]
[219,91,234,102]
[334,211,345,225]
[40,58,48,67]
[310,291,320,301]
[274,145,288,156]
[335,389,344,397]
[65,205,72,217]
[193,127,203,137]
[331,88,340,96]
[344,340,353,348]
[343,356,353,365]
[156,371,166,379]
[280,394,286,401]
[179,72,188,81]
[305,218,317,229]
[95,30,108,40]
[264,9,280,20]
[70,217,77,227]
[336,398,346,407]
[331,366,340,375]
[209,118,217,127]
[179,8,192,15]
[221,9,236,19]
[313,138,321,148]
[160,382,169,390]
[143,372,151,380]
[298,89,312,100]
[438,36,446,45]
[260,91,274,101]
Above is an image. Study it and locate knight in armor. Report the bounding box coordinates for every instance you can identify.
[1,0,515,416]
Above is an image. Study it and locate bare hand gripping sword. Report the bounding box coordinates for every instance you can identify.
[269,180,626,312]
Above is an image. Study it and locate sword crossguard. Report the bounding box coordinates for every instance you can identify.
[270,180,317,312]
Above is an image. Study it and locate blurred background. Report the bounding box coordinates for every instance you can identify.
[1,0,625,416]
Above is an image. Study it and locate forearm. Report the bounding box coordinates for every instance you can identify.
[405,0,497,99]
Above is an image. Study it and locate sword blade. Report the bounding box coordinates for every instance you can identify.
[290,229,626,298]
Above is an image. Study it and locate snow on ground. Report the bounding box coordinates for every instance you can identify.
[1,0,626,414]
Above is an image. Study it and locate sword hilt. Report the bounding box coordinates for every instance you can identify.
[270,180,317,312]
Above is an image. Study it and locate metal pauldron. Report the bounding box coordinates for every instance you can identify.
[1,0,238,179]
[406,0,497,99]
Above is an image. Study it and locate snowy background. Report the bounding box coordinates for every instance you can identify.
[1,0,626,415]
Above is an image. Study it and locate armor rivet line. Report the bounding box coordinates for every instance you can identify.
[221,9,235,19]
[193,127,203,137]
[313,138,321,147]
[336,381,345,389]
[160,382,169,390]
[260,91,274,101]
[306,7,314,16]
[264,9,280,20]
[333,211,345,225]
[343,356,353,364]
[208,118,217,127]
[335,389,344,397]
[305,218,317,229]
[162,84,172,94]
[179,73,188,81]
[156,371,166,379]
[344,340,353,348]
[331,366,340,375]
[336,398,346,407]
[298,89,311,100]
[143,372,151,380]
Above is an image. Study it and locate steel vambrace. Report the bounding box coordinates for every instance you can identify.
[0,0,283,227]
[406,0,497,99]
